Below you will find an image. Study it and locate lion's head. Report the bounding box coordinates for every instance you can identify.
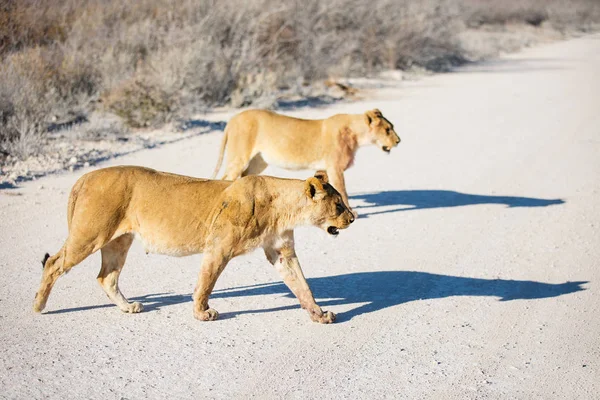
[365,109,400,153]
[304,171,354,236]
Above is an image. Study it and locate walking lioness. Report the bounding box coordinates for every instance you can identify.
[211,109,401,213]
[33,166,354,323]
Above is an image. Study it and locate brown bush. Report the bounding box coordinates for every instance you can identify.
[101,79,174,129]
[0,47,53,157]
[461,0,600,30]
[0,43,99,157]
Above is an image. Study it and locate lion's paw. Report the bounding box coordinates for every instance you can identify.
[33,292,46,313]
[311,310,336,324]
[125,301,144,313]
[194,308,219,321]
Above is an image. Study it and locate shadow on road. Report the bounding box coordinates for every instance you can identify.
[454,58,569,74]
[46,271,586,322]
[177,119,226,132]
[351,190,564,218]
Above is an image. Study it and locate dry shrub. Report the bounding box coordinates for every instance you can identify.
[101,79,174,128]
[0,43,99,158]
[545,0,600,30]
[1,113,45,159]
[0,47,52,158]
[0,0,79,55]
[463,1,549,27]
[461,0,600,30]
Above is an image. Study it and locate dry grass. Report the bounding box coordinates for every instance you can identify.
[1,0,599,159]
[461,0,600,29]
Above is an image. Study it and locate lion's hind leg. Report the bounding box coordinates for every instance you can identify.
[97,233,142,313]
[241,153,268,177]
[222,159,249,181]
[33,238,96,313]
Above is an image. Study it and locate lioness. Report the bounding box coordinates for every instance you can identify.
[211,109,400,213]
[33,166,354,323]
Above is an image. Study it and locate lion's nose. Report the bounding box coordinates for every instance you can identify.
[349,215,355,223]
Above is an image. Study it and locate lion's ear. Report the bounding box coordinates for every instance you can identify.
[314,170,329,184]
[365,109,382,126]
[305,177,325,200]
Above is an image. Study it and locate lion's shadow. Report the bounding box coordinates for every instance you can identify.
[209,271,586,321]
[46,271,587,322]
[351,190,564,218]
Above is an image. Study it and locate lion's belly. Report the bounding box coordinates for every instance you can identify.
[261,151,326,171]
[135,233,202,257]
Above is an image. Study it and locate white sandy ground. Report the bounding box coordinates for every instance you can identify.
[1,34,599,399]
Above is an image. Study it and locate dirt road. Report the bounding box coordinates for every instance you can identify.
[1,34,599,399]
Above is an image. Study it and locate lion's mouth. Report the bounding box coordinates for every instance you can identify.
[382,146,391,153]
[327,226,339,236]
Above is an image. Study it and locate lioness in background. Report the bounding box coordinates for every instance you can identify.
[211,109,401,214]
[33,166,354,323]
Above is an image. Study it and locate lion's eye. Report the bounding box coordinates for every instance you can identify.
[336,203,345,215]
[386,128,391,135]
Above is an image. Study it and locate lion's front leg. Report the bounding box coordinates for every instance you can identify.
[264,232,336,324]
[277,255,336,324]
[193,251,230,321]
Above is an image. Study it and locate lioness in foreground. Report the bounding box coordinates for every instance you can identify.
[212,109,401,213]
[33,166,354,323]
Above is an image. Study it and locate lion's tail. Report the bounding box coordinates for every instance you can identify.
[67,174,86,230]
[211,127,228,179]
[41,253,50,269]
[40,174,86,270]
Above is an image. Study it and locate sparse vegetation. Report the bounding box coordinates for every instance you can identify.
[1,0,599,161]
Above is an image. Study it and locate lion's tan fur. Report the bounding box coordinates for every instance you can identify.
[212,109,400,212]
[33,166,354,323]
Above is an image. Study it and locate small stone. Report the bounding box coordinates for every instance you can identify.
[68,157,78,165]
[83,162,90,168]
